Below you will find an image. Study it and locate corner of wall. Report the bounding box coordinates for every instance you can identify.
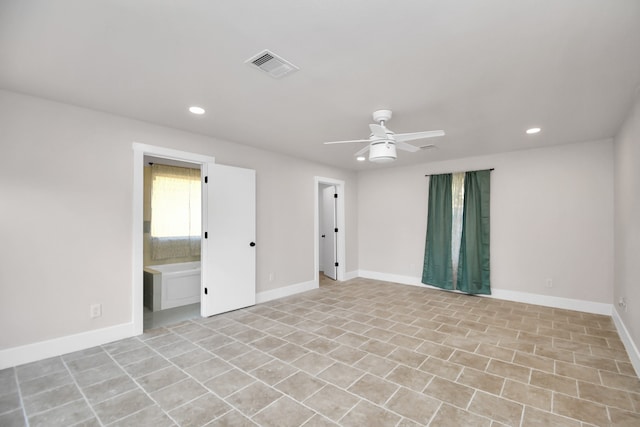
[612,307,640,377]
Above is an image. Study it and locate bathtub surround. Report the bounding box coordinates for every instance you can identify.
[144,262,201,312]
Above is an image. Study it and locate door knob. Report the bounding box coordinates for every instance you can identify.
[249,242,256,247]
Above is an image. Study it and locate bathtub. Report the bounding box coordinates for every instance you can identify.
[143,261,201,311]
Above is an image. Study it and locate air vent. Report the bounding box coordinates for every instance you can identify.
[245,49,299,79]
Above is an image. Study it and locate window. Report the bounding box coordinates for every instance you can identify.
[451,172,465,285]
[423,169,491,294]
[150,164,201,260]
[151,169,201,238]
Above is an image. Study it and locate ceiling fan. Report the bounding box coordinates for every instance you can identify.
[323,110,445,163]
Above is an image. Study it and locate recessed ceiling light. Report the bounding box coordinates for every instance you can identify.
[526,127,541,134]
[189,106,205,115]
[356,156,366,162]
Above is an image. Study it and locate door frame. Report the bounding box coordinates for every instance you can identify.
[132,143,215,335]
[319,184,337,280]
[314,177,346,283]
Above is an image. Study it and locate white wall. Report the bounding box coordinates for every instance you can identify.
[0,87,626,368]
[613,93,640,361]
[0,90,358,352]
[358,139,614,306]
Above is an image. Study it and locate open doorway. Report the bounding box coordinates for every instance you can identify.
[133,143,257,336]
[319,184,337,281]
[133,143,215,335]
[142,156,202,330]
[314,177,346,286]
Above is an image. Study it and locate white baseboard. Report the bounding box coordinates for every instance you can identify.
[4,274,627,372]
[343,270,359,281]
[256,271,359,304]
[489,288,612,316]
[1,280,319,370]
[358,270,639,374]
[357,270,612,315]
[612,308,640,377]
[359,270,422,287]
[256,279,318,304]
[0,322,135,370]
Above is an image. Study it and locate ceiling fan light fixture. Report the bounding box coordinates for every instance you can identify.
[369,142,397,163]
[322,109,444,164]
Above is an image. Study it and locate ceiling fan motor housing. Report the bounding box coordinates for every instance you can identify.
[372,109,393,123]
[369,141,397,163]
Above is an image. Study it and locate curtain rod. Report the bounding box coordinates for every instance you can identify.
[425,168,494,177]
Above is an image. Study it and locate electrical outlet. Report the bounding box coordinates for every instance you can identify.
[619,297,627,312]
[90,304,102,318]
[546,279,553,288]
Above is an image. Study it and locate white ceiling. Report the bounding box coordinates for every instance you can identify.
[1,0,639,171]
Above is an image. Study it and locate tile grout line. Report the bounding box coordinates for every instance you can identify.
[172,320,322,424]
[219,313,435,425]
[60,355,106,426]
[213,317,367,424]
[143,322,267,420]
[425,401,444,426]
[12,368,30,427]
[100,338,184,426]
[12,365,76,418]
[155,324,266,424]
[11,279,639,426]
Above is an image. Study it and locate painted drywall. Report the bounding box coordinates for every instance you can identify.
[613,93,640,353]
[358,139,614,305]
[0,90,358,350]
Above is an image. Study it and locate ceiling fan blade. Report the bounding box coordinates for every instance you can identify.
[369,124,388,139]
[394,130,445,142]
[395,141,421,153]
[323,139,370,145]
[354,145,370,156]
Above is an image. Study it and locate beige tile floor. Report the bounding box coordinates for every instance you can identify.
[1,277,639,426]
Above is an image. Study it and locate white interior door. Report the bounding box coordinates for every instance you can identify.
[322,185,337,280]
[201,163,256,317]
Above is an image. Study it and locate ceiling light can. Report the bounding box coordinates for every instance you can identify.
[189,106,205,115]
[526,127,541,134]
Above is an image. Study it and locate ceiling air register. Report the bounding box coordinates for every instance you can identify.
[245,49,299,79]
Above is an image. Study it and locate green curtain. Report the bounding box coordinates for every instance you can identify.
[422,174,453,289]
[457,170,491,294]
